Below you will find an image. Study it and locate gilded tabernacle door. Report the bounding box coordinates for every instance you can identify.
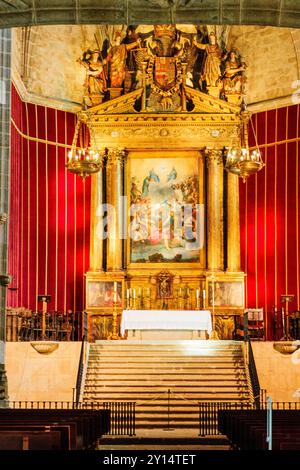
[127,150,205,268]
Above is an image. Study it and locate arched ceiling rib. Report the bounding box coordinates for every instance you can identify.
[1,1,300,30]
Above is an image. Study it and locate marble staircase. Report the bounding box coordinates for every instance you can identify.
[82,340,252,429]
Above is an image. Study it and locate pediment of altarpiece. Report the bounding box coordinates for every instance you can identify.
[81,87,241,150]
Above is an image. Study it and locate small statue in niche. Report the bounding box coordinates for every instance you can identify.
[77,49,107,106]
[221,49,247,100]
[157,271,173,310]
[193,31,222,91]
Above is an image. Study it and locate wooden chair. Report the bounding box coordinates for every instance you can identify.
[245,308,264,340]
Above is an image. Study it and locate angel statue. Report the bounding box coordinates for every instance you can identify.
[193,31,222,91]
[106,31,141,90]
[222,49,247,100]
[77,49,107,106]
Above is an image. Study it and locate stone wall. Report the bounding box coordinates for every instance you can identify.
[252,342,300,402]
[11,24,300,113]
[6,342,83,403]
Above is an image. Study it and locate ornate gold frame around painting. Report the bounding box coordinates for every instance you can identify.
[126,149,205,271]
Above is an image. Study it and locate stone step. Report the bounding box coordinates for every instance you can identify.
[90,346,243,353]
[83,393,249,400]
[85,376,248,382]
[87,365,246,377]
[85,382,247,395]
[86,370,247,382]
[90,348,243,357]
[93,340,242,346]
[88,356,244,367]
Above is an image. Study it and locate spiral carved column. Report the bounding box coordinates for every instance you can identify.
[206,148,224,271]
[106,148,126,271]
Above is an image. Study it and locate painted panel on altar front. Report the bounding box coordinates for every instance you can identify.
[87,281,122,308]
[208,281,244,308]
[129,153,203,263]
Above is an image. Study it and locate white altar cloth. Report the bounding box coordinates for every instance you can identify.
[120,310,212,336]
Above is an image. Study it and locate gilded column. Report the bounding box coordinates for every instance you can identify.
[206,148,224,271]
[89,155,104,271]
[227,172,241,271]
[106,148,126,271]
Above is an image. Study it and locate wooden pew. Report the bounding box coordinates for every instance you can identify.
[0,409,110,450]
[218,410,300,450]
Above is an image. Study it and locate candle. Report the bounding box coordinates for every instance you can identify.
[114,281,117,292]
[126,288,130,299]
[202,289,206,299]
[113,291,117,303]
[196,289,199,299]
[133,289,136,299]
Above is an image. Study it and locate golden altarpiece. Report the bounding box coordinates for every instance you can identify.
[75,25,247,341]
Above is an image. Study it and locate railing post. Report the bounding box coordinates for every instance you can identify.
[266,396,272,450]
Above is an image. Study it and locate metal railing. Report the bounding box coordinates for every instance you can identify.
[75,336,86,405]
[245,336,261,407]
[9,401,136,436]
[198,400,300,437]
[199,401,254,436]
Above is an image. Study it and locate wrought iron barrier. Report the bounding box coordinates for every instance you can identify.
[9,401,136,436]
[245,336,261,407]
[75,336,87,405]
[198,400,300,437]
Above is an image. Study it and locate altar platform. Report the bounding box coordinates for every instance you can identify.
[120,310,212,340]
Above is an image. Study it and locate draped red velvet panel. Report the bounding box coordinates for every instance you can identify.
[8,85,90,312]
[240,105,300,339]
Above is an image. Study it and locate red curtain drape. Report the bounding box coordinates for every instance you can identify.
[8,85,91,312]
[240,105,300,339]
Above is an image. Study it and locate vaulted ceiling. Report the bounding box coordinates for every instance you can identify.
[1,0,300,30]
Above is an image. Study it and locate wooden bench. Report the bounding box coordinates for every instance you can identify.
[218,410,300,450]
[0,409,110,450]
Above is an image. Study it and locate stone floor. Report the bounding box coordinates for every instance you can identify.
[99,428,231,451]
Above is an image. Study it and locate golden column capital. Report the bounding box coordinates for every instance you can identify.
[106,148,127,167]
[205,148,224,166]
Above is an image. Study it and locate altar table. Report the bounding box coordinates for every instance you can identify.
[120,310,212,340]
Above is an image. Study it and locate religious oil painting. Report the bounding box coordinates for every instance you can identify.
[87,281,122,308]
[129,156,202,263]
[208,281,244,308]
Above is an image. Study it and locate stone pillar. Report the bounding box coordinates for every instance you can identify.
[106,149,126,271]
[89,157,104,271]
[227,172,241,271]
[0,29,11,404]
[206,148,224,271]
